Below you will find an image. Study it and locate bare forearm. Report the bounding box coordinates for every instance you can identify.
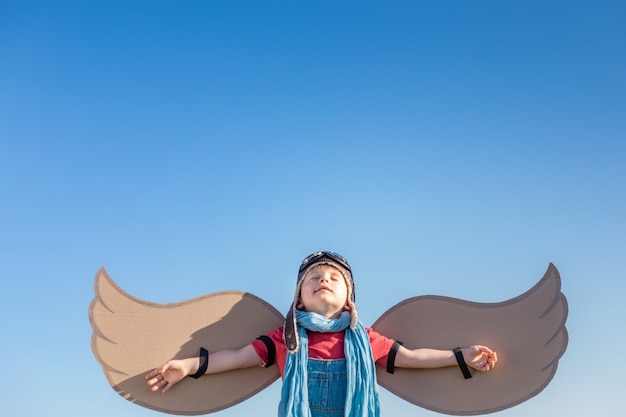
[394,344,497,372]
[394,346,456,369]
[201,346,261,374]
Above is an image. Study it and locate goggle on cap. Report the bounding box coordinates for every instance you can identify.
[284,251,357,352]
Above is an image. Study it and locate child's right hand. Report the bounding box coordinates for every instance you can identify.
[145,359,191,393]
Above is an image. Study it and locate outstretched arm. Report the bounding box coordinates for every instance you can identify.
[145,344,262,393]
[394,345,497,372]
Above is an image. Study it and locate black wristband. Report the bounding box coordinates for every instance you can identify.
[386,341,403,374]
[256,335,276,367]
[453,347,472,379]
[189,347,209,379]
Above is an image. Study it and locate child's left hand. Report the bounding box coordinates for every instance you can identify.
[463,345,497,372]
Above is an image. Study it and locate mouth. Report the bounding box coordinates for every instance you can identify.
[315,286,332,293]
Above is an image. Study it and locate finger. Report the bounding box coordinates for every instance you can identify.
[145,369,160,380]
[151,378,166,392]
[147,362,171,379]
[161,377,176,393]
[147,375,161,386]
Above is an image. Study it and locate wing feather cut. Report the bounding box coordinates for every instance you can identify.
[373,263,568,415]
[89,267,284,415]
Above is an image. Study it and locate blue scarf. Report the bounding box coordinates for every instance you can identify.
[278,311,380,417]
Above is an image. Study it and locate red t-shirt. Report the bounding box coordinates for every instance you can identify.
[251,326,396,378]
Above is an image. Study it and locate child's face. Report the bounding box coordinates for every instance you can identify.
[298,264,349,319]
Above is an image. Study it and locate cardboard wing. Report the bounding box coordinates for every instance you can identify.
[372,263,568,415]
[89,267,284,415]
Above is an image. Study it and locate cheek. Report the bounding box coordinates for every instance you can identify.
[297,287,313,306]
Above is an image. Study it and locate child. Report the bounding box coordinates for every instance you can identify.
[146,251,497,417]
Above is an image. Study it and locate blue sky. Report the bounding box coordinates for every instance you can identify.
[1,1,624,415]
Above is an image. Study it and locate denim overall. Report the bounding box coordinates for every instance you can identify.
[307,358,348,417]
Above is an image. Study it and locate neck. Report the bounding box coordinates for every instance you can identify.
[306,308,344,320]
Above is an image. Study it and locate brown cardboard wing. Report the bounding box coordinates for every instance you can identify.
[89,267,284,415]
[373,263,568,415]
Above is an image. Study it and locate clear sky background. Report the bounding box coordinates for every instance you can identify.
[1,1,624,416]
